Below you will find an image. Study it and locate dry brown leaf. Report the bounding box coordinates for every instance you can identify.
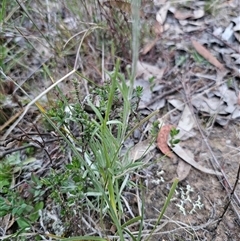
[191,39,224,70]
[141,38,158,55]
[109,224,117,234]
[170,143,223,176]
[157,125,174,158]
[174,10,192,20]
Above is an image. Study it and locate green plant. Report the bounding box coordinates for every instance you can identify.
[0,192,43,228]
[0,156,44,233]
[148,76,155,91]
[150,120,160,137]
[169,127,180,147]
[192,50,209,65]
[0,0,8,70]
[40,57,179,240]
[130,85,143,113]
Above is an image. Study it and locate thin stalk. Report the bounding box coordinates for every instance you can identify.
[103,59,120,127]
[130,0,141,90]
[0,0,7,23]
[120,0,141,141]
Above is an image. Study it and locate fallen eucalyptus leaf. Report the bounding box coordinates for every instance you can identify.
[157,125,174,158]
[191,39,224,70]
[169,143,223,176]
[156,2,170,25]
[174,10,192,20]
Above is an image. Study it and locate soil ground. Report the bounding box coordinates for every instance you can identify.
[142,123,240,240]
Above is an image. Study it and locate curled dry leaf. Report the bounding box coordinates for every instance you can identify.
[157,125,174,158]
[191,39,224,70]
[173,8,204,20]
[156,2,170,25]
[174,10,192,20]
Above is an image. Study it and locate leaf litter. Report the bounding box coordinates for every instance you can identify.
[1,0,240,239]
[136,0,240,238]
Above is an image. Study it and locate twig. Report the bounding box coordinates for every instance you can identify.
[218,163,240,220]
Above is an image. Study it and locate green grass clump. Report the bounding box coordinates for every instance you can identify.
[0,0,179,240]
